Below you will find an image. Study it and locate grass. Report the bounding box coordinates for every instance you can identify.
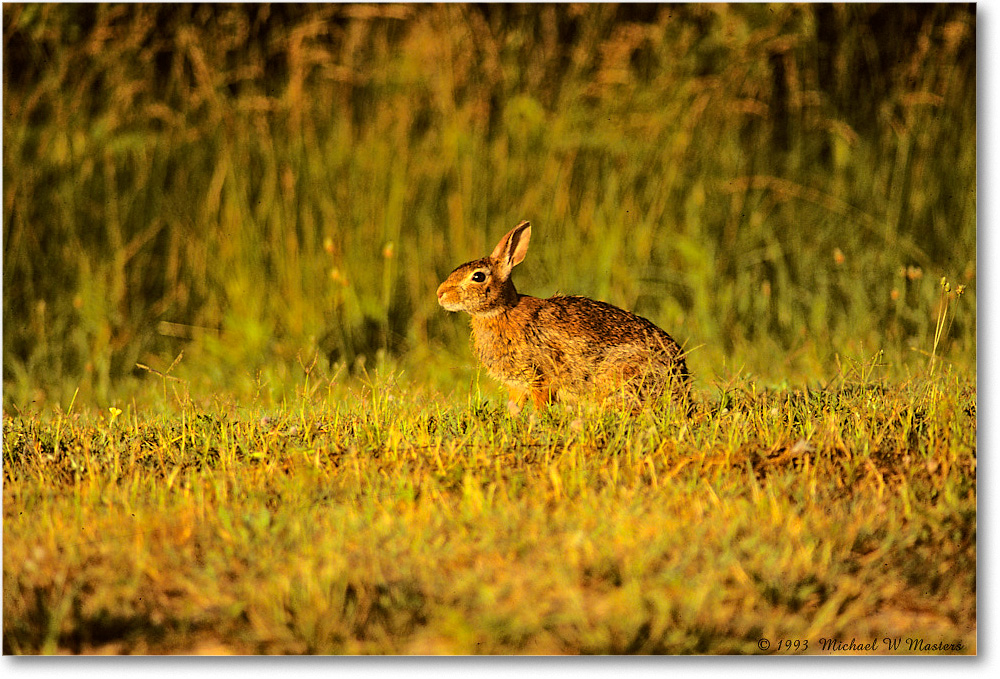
[2,361,976,654]
[2,3,976,655]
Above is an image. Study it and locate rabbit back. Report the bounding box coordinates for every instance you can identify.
[471,293,690,407]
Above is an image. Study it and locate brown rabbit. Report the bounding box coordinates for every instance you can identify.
[436,220,691,413]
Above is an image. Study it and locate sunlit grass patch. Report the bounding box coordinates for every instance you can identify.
[3,366,975,654]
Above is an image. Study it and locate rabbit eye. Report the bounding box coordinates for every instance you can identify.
[470,271,487,283]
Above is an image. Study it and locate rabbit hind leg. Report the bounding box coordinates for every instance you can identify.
[530,386,555,409]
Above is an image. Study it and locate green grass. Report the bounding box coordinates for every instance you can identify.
[2,364,976,654]
[2,3,976,655]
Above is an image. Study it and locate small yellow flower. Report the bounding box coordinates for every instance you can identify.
[109,407,123,424]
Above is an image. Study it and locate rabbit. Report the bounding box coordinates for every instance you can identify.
[436,220,691,414]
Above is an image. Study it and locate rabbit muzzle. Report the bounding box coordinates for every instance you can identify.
[436,282,463,311]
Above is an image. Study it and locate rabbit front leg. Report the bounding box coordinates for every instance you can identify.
[506,386,528,416]
[506,384,552,414]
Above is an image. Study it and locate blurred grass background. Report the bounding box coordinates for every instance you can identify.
[2,3,976,410]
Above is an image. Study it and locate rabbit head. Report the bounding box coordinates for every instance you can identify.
[436,220,532,317]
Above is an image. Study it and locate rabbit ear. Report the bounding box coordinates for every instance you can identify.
[490,220,531,279]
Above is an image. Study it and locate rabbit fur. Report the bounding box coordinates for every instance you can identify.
[437,220,691,413]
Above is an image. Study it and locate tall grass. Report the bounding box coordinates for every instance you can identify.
[3,3,976,409]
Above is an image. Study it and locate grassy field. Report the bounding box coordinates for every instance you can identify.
[1,361,978,654]
[2,4,976,655]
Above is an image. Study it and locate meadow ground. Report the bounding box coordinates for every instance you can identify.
[2,361,976,655]
[2,3,977,656]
